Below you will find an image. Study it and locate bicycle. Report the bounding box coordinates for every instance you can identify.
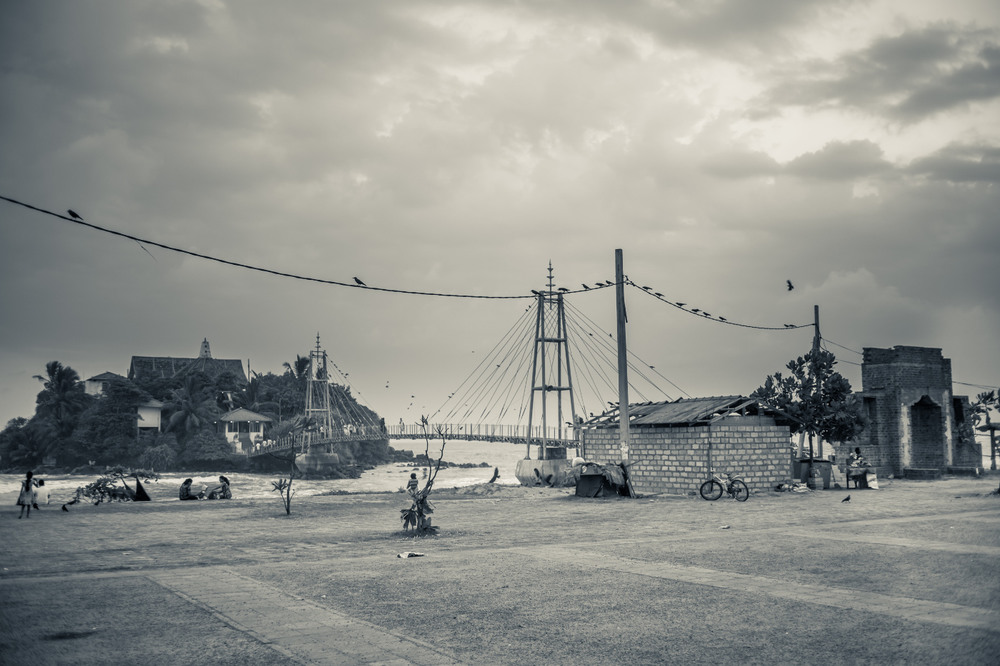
[699,472,749,502]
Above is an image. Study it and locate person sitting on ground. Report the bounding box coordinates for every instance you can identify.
[207,475,232,500]
[847,447,878,489]
[33,478,50,509]
[178,478,204,500]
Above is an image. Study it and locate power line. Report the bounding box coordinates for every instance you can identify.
[626,281,810,331]
[0,194,537,300]
[824,337,863,356]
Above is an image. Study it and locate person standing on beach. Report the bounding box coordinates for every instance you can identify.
[17,471,34,518]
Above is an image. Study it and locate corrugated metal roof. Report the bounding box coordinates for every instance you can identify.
[583,395,796,427]
[628,396,749,426]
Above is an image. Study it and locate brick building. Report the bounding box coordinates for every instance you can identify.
[579,396,795,495]
[832,346,979,478]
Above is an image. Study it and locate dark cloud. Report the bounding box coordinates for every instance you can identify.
[759,24,1000,122]
[906,143,1000,183]
[1,1,998,427]
[702,150,781,179]
[785,140,892,180]
[518,0,859,53]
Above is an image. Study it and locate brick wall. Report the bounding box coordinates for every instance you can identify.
[580,415,791,496]
[836,345,969,476]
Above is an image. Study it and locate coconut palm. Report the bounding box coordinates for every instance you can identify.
[33,360,90,439]
[166,375,218,443]
[282,354,311,381]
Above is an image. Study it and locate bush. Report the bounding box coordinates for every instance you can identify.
[138,443,178,471]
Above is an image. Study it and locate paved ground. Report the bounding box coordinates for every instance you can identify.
[1,475,998,664]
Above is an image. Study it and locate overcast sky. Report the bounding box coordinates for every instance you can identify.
[1,0,998,430]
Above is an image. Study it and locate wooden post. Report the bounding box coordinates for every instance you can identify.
[615,249,630,469]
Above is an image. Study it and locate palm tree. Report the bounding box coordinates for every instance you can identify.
[166,375,218,444]
[236,377,280,419]
[33,360,90,439]
[283,354,311,381]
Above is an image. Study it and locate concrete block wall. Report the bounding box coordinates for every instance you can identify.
[580,416,791,496]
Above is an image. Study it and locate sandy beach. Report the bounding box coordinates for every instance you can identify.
[2,475,998,664]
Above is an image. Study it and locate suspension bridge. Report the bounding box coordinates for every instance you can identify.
[246,263,686,463]
[246,257,811,471]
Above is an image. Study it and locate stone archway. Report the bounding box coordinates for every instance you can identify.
[910,395,944,469]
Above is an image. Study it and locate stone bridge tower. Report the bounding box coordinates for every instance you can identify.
[843,346,977,478]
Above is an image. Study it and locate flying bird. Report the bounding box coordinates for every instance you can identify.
[841,495,851,503]
[353,277,366,286]
[67,209,83,220]
[786,279,794,291]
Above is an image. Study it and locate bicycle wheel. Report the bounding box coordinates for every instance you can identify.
[730,480,749,502]
[699,479,723,501]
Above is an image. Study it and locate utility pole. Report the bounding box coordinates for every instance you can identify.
[810,305,821,463]
[615,249,630,467]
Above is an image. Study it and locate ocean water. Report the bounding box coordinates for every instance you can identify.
[0,439,542,503]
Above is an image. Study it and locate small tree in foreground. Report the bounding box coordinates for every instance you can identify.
[752,348,865,459]
[400,416,446,535]
[269,416,311,515]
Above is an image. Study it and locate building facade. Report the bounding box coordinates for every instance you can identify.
[580,396,794,495]
[833,346,979,477]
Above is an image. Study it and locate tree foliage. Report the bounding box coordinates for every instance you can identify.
[33,361,92,440]
[400,416,446,535]
[751,348,865,444]
[166,375,219,444]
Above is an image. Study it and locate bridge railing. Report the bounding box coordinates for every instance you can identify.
[384,423,578,444]
[246,422,578,456]
[244,425,388,457]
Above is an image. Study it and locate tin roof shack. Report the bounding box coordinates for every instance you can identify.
[579,396,796,496]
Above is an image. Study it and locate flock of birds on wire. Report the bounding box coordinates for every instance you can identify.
[58,205,805,331]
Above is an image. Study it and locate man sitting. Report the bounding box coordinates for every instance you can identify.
[847,448,878,489]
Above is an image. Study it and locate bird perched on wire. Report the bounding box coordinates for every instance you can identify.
[674,302,685,307]
[67,209,83,220]
[841,495,851,503]
[786,279,794,291]
[353,277,366,286]
[581,284,590,290]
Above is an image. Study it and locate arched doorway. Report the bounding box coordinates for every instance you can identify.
[910,395,944,469]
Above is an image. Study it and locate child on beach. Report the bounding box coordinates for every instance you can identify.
[406,473,419,496]
[33,478,50,509]
[17,471,34,518]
